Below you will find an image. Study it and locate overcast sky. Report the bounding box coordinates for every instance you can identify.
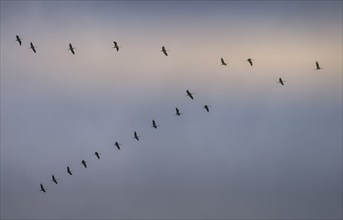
[1,1,342,219]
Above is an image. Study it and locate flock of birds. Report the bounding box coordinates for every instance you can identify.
[13,35,324,193]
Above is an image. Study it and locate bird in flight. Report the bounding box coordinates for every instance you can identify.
[203,105,211,112]
[221,58,227,66]
[175,107,182,116]
[30,42,36,53]
[114,142,121,150]
[246,58,253,66]
[315,61,323,70]
[161,46,168,56]
[67,166,73,175]
[16,35,22,46]
[68,43,75,55]
[186,90,194,100]
[113,41,121,51]
[278,77,285,86]
[51,175,58,184]
[152,119,159,129]
[94,152,100,159]
[133,131,140,141]
[81,160,88,168]
[40,184,46,193]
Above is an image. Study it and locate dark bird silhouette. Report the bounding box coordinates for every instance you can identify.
[278,77,285,86]
[51,175,58,184]
[133,131,140,141]
[114,142,121,150]
[30,42,36,53]
[175,107,182,116]
[81,160,87,168]
[113,41,121,51]
[186,90,194,100]
[161,46,168,56]
[247,58,253,66]
[40,184,46,193]
[94,152,100,159]
[315,61,323,70]
[68,43,75,55]
[204,105,211,112]
[152,119,158,129]
[16,35,22,46]
[67,166,73,175]
[221,58,227,66]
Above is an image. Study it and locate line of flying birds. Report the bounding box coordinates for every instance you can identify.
[39,88,209,193]
[14,35,324,193]
[15,34,323,88]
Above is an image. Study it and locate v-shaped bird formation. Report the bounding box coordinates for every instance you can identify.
[12,35,324,193]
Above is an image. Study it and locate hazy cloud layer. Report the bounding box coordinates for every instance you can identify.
[1,1,342,219]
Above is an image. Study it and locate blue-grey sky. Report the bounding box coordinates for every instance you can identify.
[1,1,342,219]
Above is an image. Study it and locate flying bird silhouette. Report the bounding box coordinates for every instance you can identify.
[94,152,100,159]
[16,35,22,46]
[29,42,36,53]
[152,119,159,129]
[133,131,140,141]
[114,142,121,150]
[81,160,87,168]
[67,166,73,175]
[221,58,227,66]
[246,58,253,66]
[186,90,194,100]
[68,43,75,55]
[203,105,211,112]
[175,107,182,116]
[40,184,46,193]
[51,175,58,184]
[315,61,323,70]
[161,46,168,56]
[278,77,285,86]
[113,41,121,51]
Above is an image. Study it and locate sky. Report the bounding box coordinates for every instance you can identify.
[0,0,342,219]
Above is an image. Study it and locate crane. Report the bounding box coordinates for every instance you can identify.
[203,105,211,112]
[30,42,36,53]
[161,46,168,56]
[133,131,140,141]
[51,175,58,184]
[114,142,121,150]
[246,58,253,66]
[315,61,323,70]
[81,160,87,168]
[175,107,182,116]
[40,184,46,193]
[186,90,194,100]
[94,152,100,159]
[67,166,73,175]
[16,35,22,45]
[113,41,121,51]
[152,119,159,129]
[278,77,285,86]
[68,43,75,55]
